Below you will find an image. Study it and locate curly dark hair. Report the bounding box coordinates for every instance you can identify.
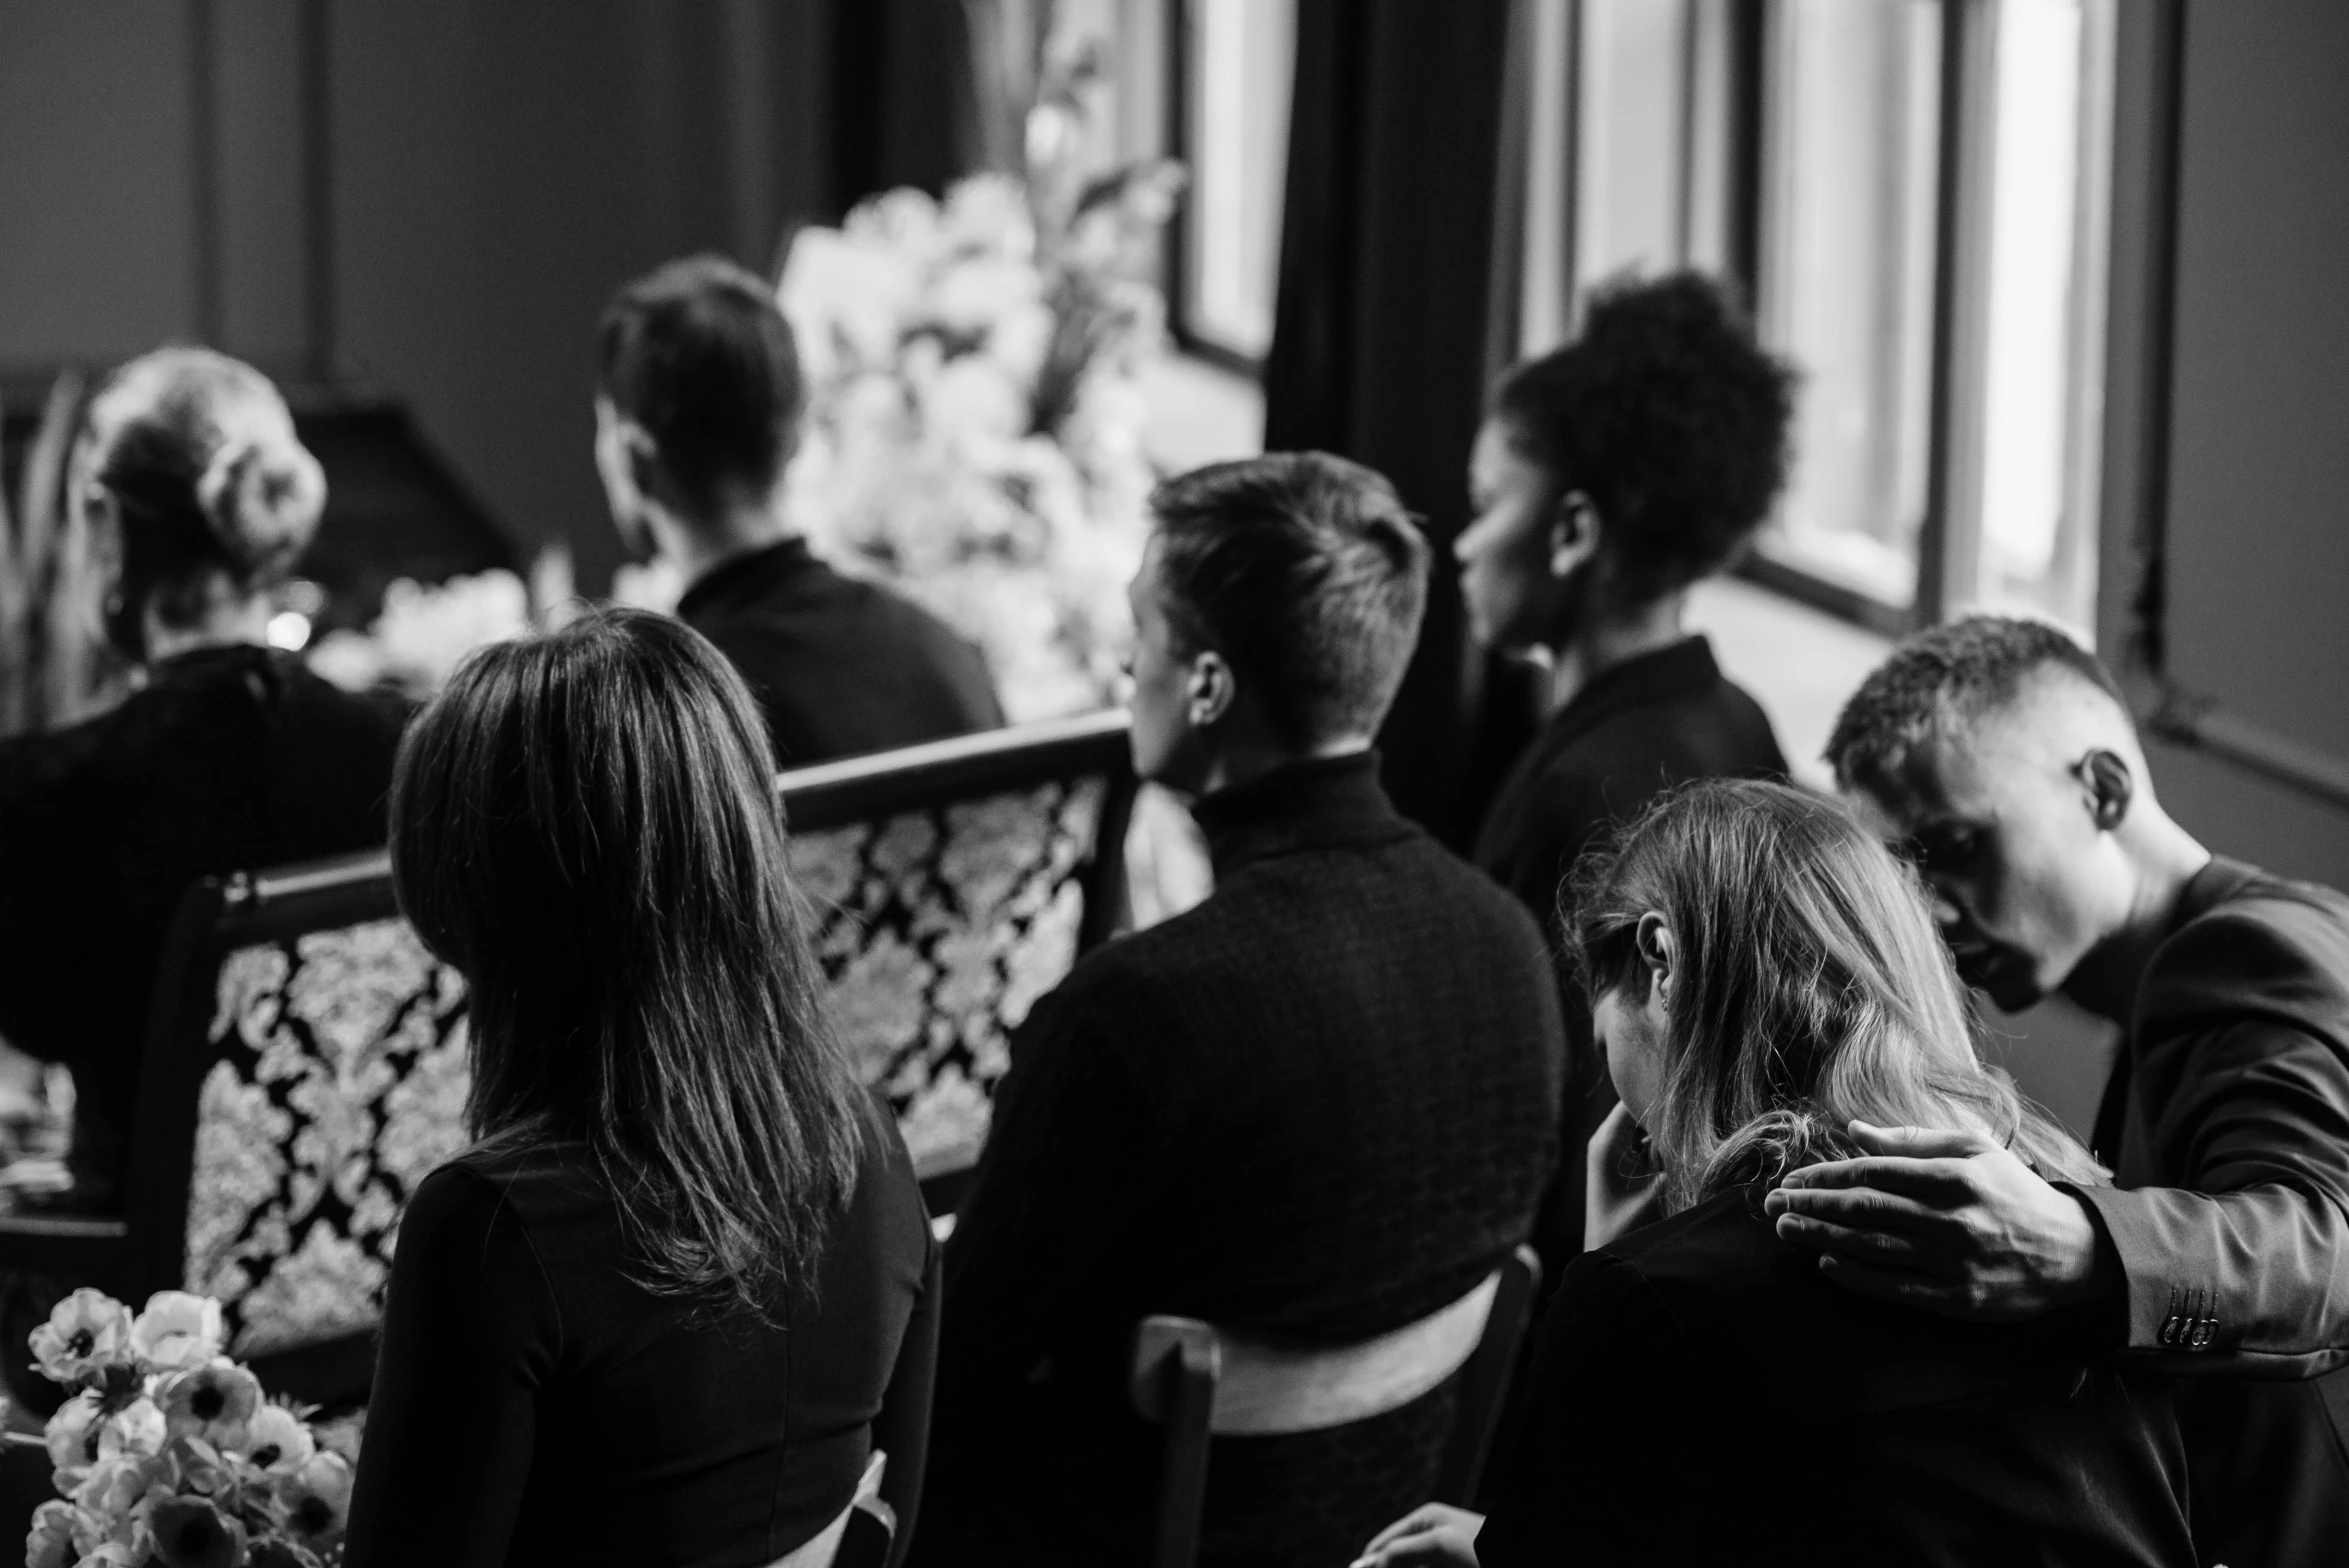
[1825,615,2126,797]
[1491,272,1796,607]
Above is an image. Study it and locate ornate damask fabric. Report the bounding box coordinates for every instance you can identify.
[177,775,1109,1356]
[188,919,469,1357]
[791,777,1109,1178]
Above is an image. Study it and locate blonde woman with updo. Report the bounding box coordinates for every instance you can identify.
[1360,782,2196,1568]
[0,349,409,1202]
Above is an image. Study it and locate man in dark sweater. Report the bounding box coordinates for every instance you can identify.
[594,256,1003,766]
[1769,617,2349,1568]
[914,454,1567,1568]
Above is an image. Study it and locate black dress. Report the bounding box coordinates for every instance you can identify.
[1476,1188,2197,1568]
[0,645,409,1189]
[676,539,1006,767]
[344,1099,937,1568]
[1472,635,1786,1264]
[916,753,1566,1568]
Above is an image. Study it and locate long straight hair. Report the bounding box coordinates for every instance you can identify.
[1573,780,2101,1212]
[389,607,866,1320]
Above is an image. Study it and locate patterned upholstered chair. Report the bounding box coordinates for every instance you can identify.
[0,709,1136,1403]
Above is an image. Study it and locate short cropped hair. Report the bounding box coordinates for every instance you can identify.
[1148,452,1430,749]
[1492,272,1795,606]
[1827,616,2128,796]
[598,255,804,518]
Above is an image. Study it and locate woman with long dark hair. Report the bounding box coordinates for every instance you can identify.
[0,348,407,1197]
[1359,781,2194,1568]
[345,608,936,1568]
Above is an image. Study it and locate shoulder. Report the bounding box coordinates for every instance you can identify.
[277,657,412,738]
[2143,863,2349,1043]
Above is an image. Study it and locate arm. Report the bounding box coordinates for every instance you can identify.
[343,1166,553,1568]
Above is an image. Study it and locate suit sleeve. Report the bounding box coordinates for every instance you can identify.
[343,1166,554,1568]
[2070,908,2349,1378]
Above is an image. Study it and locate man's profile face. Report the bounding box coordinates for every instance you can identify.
[1855,703,2121,1013]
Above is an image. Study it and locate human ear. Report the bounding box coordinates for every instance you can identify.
[2077,749,2134,831]
[1635,911,1678,1007]
[1187,650,1236,728]
[1547,490,1602,579]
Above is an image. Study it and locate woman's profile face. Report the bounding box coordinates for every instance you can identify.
[1456,418,1570,655]
[1593,975,1671,1126]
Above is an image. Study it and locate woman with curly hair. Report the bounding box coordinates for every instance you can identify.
[1359,781,2195,1568]
[0,349,408,1199]
[1459,272,1798,1262]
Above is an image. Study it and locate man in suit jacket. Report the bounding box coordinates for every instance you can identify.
[1766,616,2349,1568]
[594,256,1003,765]
[913,454,1568,1568]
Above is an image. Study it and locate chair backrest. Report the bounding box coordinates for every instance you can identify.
[105,712,1132,1381]
[776,709,1135,1194]
[1125,1246,1543,1568]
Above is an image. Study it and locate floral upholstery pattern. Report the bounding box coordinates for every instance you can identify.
[176,775,1111,1357]
[187,919,469,1358]
[793,777,1111,1178]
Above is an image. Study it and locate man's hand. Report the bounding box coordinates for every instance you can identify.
[1352,1503,1483,1568]
[1762,1120,2111,1321]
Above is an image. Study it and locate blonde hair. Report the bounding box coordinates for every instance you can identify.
[1572,780,2103,1211]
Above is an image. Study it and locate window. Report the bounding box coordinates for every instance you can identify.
[1171,0,1294,368]
[1515,0,2117,640]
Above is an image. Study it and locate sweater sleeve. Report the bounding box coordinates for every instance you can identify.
[344,1164,559,1568]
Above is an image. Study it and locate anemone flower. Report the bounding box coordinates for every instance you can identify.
[23,1498,86,1568]
[277,1450,354,1543]
[128,1292,224,1373]
[94,1397,166,1463]
[28,1289,134,1386]
[235,1404,317,1476]
[43,1390,105,1479]
[160,1359,262,1447]
[143,1496,247,1568]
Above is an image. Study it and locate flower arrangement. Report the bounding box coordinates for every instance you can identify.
[775,36,1183,722]
[16,1289,354,1568]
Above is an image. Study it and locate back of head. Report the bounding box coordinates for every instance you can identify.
[598,255,804,520]
[1492,272,1795,605]
[1147,451,1430,748]
[389,607,864,1319]
[1827,615,2130,802]
[79,348,326,658]
[1573,779,2098,1208]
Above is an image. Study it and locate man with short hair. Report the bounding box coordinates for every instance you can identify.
[1767,615,2349,1568]
[915,454,1567,1567]
[594,255,1003,763]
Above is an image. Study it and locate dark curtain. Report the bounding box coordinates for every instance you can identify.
[1263,0,1526,844]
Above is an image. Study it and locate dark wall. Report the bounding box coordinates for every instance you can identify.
[0,0,968,591]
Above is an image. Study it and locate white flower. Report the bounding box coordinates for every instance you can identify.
[24,1499,83,1568]
[129,1293,224,1373]
[29,1291,135,1387]
[44,1392,106,1480]
[277,1450,355,1543]
[95,1398,166,1463]
[158,1359,262,1447]
[232,1403,316,1476]
[69,1453,171,1532]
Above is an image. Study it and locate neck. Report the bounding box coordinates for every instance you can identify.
[2060,810,2216,1021]
[662,488,798,588]
[1545,592,1688,711]
[1192,736,1371,799]
[143,597,273,662]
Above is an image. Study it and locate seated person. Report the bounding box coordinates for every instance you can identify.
[346,608,936,1568]
[1359,781,2196,1568]
[913,454,1568,1568]
[1770,616,2349,1568]
[0,349,408,1196]
[1460,272,1796,1261]
[594,255,1004,765]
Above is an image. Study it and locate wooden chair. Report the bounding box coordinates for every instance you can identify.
[1126,1246,1543,1568]
[776,708,1137,1212]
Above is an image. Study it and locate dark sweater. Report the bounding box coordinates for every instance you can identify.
[916,753,1566,1568]
[1478,1189,2196,1568]
[677,538,1005,767]
[346,1100,936,1568]
[1471,635,1786,1265]
[0,645,409,1190]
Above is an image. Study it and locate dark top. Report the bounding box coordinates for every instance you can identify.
[2072,856,2349,1568]
[1477,1189,2196,1568]
[345,1099,937,1568]
[1470,635,1786,1264]
[677,538,1006,768]
[915,753,1567,1568]
[0,645,408,1189]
